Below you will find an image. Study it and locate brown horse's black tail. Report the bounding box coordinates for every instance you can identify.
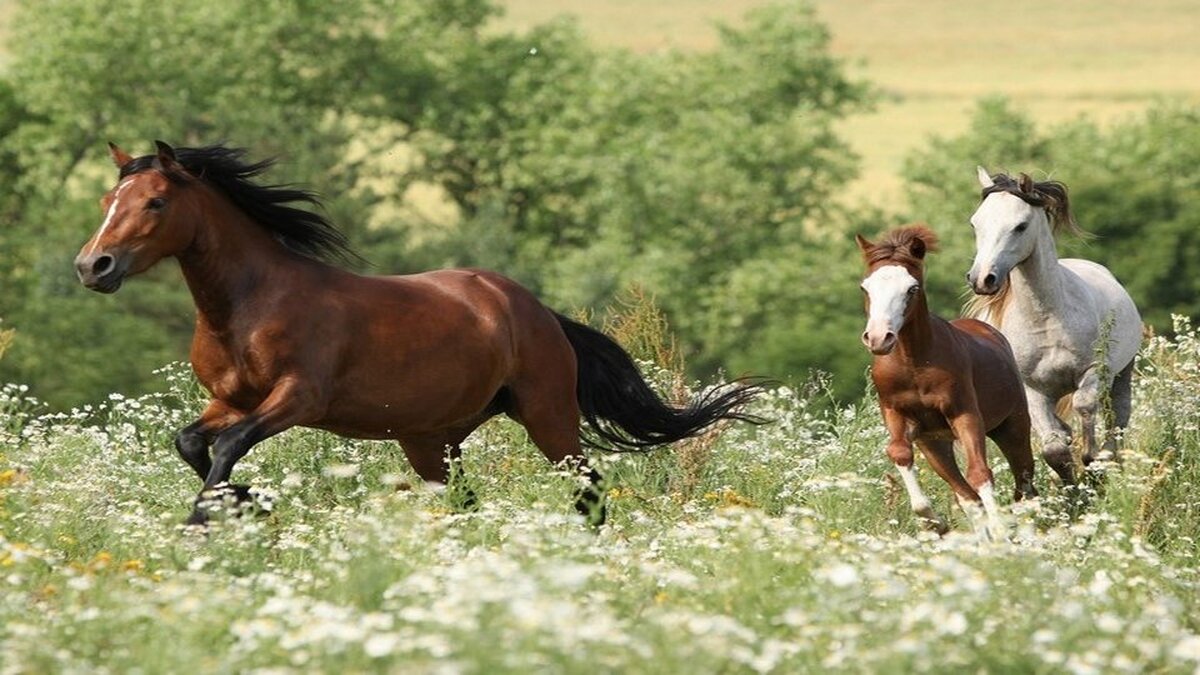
[554,314,767,451]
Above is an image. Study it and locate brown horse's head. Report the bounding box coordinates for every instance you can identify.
[75,141,197,293]
[855,225,939,355]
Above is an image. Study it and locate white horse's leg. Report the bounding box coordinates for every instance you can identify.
[1103,361,1134,461]
[1026,387,1075,484]
[1072,367,1103,465]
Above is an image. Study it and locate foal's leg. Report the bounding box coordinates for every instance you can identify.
[174,400,241,480]
[881,409,946,534]
[986,410,1038,502]
[914,438,981,535]
[187,378,324,525]
[1026,387,1076,484]
[949,412,1002,540]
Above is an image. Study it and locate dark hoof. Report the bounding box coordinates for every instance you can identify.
[184,508,210,527]
[574,492,607,528]
[186,484,263,525]
[450,487,480,513]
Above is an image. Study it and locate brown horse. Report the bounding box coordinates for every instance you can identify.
[856,226,1036,538]
[74,141,763,526]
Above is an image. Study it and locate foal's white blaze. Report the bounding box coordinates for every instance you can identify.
[87,178,136,256]
[861,265,918,352]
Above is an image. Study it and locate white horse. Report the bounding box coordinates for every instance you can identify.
[965,167,1142,484]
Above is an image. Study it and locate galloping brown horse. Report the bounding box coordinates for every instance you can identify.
[74,141,762,525]
[857,226,1036,538]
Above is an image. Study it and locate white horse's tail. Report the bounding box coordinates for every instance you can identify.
[963,281,1013,327]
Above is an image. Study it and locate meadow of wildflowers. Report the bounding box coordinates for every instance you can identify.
[1,320,1199,674]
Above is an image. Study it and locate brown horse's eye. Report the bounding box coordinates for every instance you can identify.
[907,285,919,295]
[147,197,166,211]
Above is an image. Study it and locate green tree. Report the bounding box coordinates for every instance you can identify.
[902,98,1200,331]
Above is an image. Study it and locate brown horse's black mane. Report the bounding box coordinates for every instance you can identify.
[120,144,359,263]
[980,172,1082,236]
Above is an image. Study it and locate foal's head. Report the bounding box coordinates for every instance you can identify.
[967,167,1079,295]
[75,142,198,293]
[856,225,939,355]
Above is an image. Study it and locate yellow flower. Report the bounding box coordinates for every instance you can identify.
[121,559,144,573]
[654,591,669,605]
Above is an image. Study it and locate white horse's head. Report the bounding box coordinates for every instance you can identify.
[967,166,1074,295]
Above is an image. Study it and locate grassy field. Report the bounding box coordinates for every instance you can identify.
[1,317,1199,671]
[498,0,1200,202]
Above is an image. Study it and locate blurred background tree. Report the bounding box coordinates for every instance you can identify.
[0,0,1196,408]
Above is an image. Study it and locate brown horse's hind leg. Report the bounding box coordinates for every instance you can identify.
[399,430,479,511]
[987,411,1038,502]
[509,388,604,526]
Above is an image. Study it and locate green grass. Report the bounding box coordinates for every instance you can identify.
[1,325,1200,671]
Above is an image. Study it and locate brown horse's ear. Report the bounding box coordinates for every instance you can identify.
[854,233,873,255]
[909,237,927,260]
[108,142,133,169]
[152,140,183,174]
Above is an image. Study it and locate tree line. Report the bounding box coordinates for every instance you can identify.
[0,0,1196,408]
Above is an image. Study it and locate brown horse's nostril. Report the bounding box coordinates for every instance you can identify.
[861,331,871,345]
[92,254,115,277]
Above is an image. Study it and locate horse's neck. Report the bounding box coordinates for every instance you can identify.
[893,298,935,363]
[1008,231,1068,319]
[177,195,314,330]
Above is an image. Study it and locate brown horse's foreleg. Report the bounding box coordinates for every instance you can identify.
[187,379,324,525]
[915,437,985,535]
[882,409,946,534]
[174,400,242,480]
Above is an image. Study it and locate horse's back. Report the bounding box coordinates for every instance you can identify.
[1059,258,1142,369]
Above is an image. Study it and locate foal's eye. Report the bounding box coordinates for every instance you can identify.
[1014,222,1028,233]
[147,197,166,211]
[907,286,919,295]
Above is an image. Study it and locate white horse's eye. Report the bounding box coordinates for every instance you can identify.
[1015,222,1028,233]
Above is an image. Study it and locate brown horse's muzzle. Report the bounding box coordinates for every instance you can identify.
[75,251,129,294]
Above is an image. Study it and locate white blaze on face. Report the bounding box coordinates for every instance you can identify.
[861,264,918,351]
[87,178,136,256]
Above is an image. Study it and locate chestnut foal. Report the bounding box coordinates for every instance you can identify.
[857,226,1036,537]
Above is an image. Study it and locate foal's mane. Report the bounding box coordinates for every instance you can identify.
[966,172,1085,325]
[860,224,939,270]
[120,145,358,263]
[981,172,1084,237]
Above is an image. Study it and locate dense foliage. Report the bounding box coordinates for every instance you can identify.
[901,98,1200,331]
[0,0,872,406]
[0,2,1197,409]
